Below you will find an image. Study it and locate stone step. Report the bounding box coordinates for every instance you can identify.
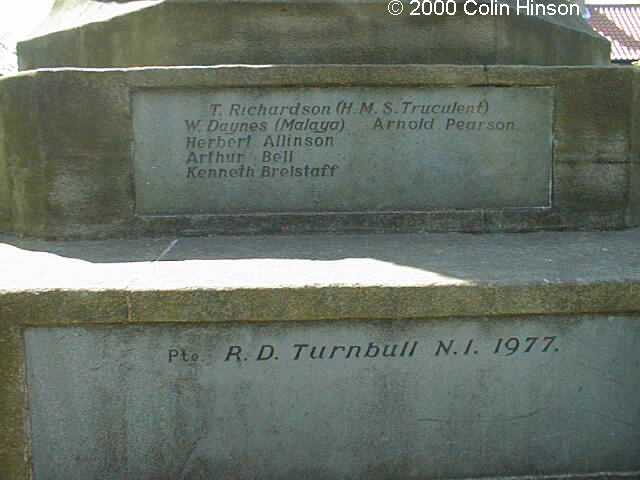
[2,229,639,479]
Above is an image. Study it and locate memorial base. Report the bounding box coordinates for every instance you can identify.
[1,229,639,479]
[1,65,639,239]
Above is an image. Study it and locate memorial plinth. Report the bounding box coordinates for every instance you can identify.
[0,0,636,239]
[0,0,639,478]
[1,230,640,480]
[17,0,610,69]
[1,65,639,238]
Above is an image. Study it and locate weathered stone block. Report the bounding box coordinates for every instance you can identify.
[24,318,640,479]
[0,65,638,238]
[553,161,629,212]
[1,230,640,479]
[631,69,640,225]
[17,0,610,70]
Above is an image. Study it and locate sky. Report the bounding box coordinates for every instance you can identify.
[0,0,54,40]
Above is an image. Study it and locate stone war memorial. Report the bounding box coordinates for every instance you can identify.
[0,0,639,478]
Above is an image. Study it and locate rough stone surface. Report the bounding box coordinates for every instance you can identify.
[1,229,640,479]
[3,228,640,293]
[632,68,640,226]
[16,0,610,69]
[0,65,638,239]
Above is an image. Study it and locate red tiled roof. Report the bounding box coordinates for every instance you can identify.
[589,5,640,61]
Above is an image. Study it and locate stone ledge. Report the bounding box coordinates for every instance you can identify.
[2,228,640,322]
